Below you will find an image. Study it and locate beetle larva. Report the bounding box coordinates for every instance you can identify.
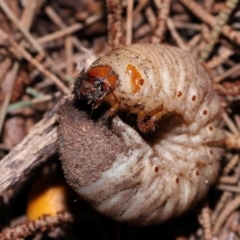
[60,43,225,225]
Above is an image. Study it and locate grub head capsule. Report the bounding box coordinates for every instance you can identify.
[74,65,118,108]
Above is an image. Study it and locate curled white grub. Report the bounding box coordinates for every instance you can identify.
[59,43,225,225]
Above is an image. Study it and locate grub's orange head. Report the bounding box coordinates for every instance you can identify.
[74,65,117,108]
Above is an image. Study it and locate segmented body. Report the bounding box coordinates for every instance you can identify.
[67,43,225,225]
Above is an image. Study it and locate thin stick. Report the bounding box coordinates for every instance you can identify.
[207,47,233,69]
[0,92,61,114]
[186,34,202,51]
[145,7,157,29]
[200,207,213,240]
[200,0,238,61]
[234,116,240,136]
[225,133,240,149]
[126,0,134,45]
[65,36,73,77]
[204,0,215,12]
[0,0,43,53]
[223,154,239,175]
[0,58,11,82]
[217,184,240,193]
[214,63,240,83]
[0,0,65,79]
[45,6,96,53]
[0,211,73,240]
[0,62,19,136]
[0,29,71,96]
[0,0,40,136]
[105,0,123,49]
[20,0,43,30]
[37,23,83,44]
[222,112,240,136]
[213,196,240,235]
[166,18,188,51]
[180,0,240,46]
[173,21,202,31]
[151,0,172,43]
[211,191,232,222]
[219,176,239,184]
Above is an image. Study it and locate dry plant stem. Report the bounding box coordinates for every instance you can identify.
[37,23,83,45]
[213,196,240,235]
[186,34,202,51]
[145,6,157,28]
[126,0,133,45]
[218,211,239,240]
[106,0,123,49]
[20,0,43,60]
[229,213,240,240]
[234,115,240,132]
[204,0,215,12]
[225,133,240,149]
[229,211,240,236]
[214,63,240,82]
[20,0,43,30]
[0,29,70,96]
[200,207,213,240]
[222,112,240,136]
[65,36,73,77]
[4,92,61,114]
[0,211,73,240]
[151,0,172,43]
[52,53,90,72]
[211,191,232,222]
[0,107,59,195]
[0,0,42,52]
[173,22,202,31]
[0,0,63,77]
[0,62,19,136]
[217,184,240,193]
[0,58,11,82]
[219,175,239,184]
[200,0,238,61]
[166,18,188,51]
[133,0,148,18]
[45,6,92,54]
[134,24,152,39]
[180,0,240,45]
[223,154,239,175]
[201,24,211,46]
[206,48,233,69]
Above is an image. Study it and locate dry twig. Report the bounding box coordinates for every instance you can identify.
[0,100,61,195]
[151,0,172,43]
[106,0,123,49]
[200,0,238,61]
[0,29,71,96]
[213,196,240,235]
[180,0,240,45]
[0,211,73,240]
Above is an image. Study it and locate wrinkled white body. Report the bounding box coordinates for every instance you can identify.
[76,44,225,225]
[92,44,219,118]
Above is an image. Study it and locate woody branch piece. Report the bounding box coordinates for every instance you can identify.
[106,0,124,49]
[0,102,61,195]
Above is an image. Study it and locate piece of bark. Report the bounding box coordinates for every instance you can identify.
[0,100,62,196]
